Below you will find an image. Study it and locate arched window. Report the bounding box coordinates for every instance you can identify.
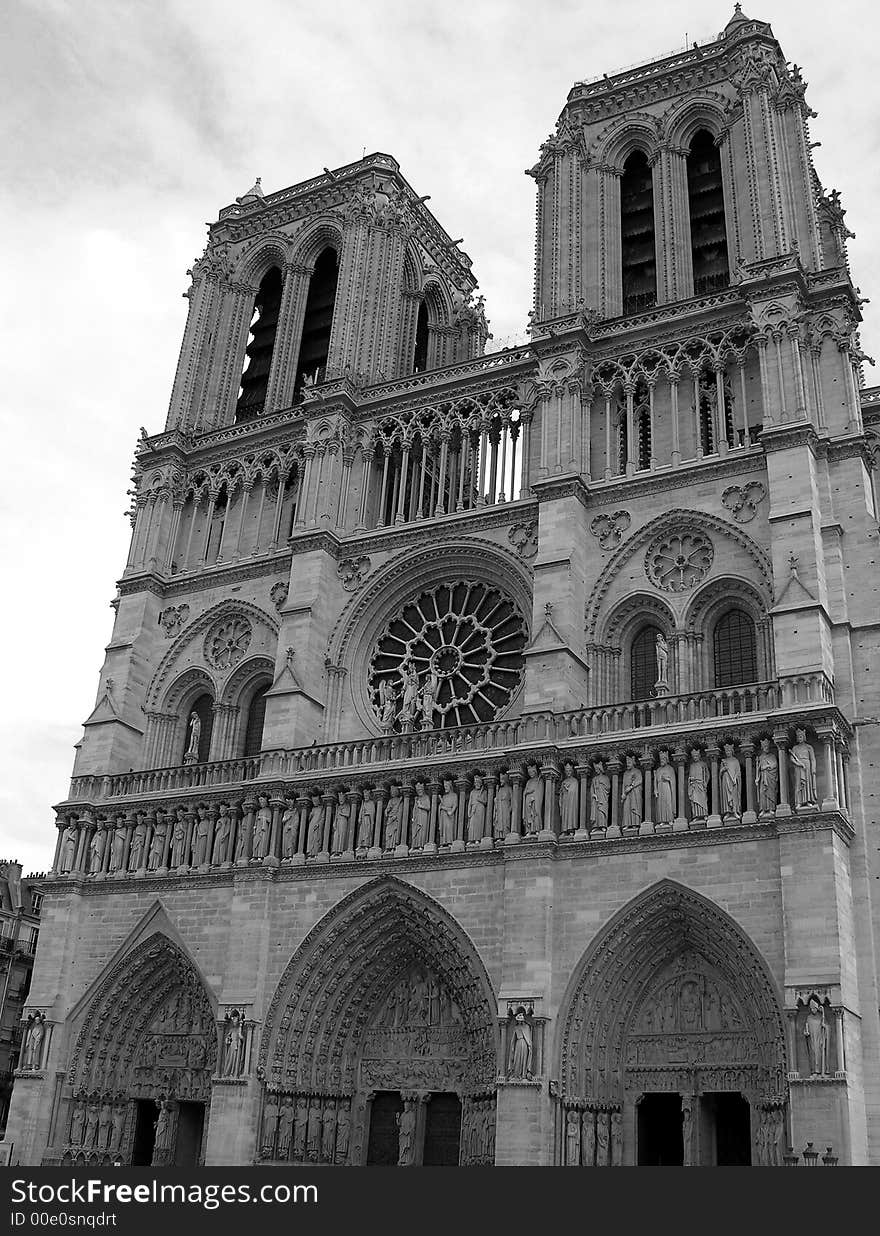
[205,488,228,563]
[713,609,758,687]
[413,301,429,373]
[184,693,214,764]
[242,683,269,757]
[631,624,661,701]
[635,381,651,470]
[620,151,657,315]
[295,247,339,395]
[687,130,730,295]
[236,266,282,422]
[616,395,628,476]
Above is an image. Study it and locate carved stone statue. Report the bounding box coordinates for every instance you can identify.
[508,1007,533,1079]
[222,1009,243,1077]
[184,710,201,762]
[522,763,544,834]
[595,1110,610,1166]
[396,1101,416,1166]
[590,761,610,831]
[687,747,710,819]
[439,778,458,845]
[321,1099,337,1163]
[172,808,188,867]
[60,823,79,873]
[620,755,642,831]
[655,749,676,824]
[411,781,430,848]
[306,793,324,855]
[681,1096,694,1166]
[110,1103,126,1153]
[493,770,512,838]
[128,817,147,871]
[192,805,210,867]
[69,1102,85,1147]
[804,996,828,1075]
[378,677,398,735]
[153,1099,173,1158]
[277,1100,294,1160]
[149,815,167,869]
[384,784,403,848]
[398,661,421,730]
[331,790,351,853]
[419,668,440,731]
[251,794,272,859]
[280,799,298,859]
[655,631,669,692]
[110,821,126,872]
[611,1110,623,1166]
[22,1012,46,1070]
[306,1099,322,1160]
[790,728,818,808]
[88,825,106,874]
[466,774,487,842]
[581,1111,596,1166]
[211,803,231,865]
[334,1102,350,1163]
[559,762,578,834]
[720,743,742,817]
[357,790,375,849]
[293,1098,308,1160]
[566,1110,581,1165]
[83,1102,99,1149]
[98,1102,113,1150]
[755,737,779,814]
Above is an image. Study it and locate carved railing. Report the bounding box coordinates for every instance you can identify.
[65,676,834,806]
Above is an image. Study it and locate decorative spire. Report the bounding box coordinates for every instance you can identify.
[236,177,264,205]
[724,3,750,33]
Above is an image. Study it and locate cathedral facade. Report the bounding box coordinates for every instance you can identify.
[7,8,880,1167]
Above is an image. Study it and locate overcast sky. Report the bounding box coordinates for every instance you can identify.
[1,0,877,876]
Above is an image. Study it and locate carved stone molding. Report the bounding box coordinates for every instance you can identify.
[204,616,253,670]
[507,520,538,560]
[645,531,714,593]
[337,555,371,592]
[589,510,631,551]
[159,605,190,637]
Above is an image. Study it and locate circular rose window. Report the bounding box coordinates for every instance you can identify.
[368,581,526,731]
[204,617,252,670]
[645,531,714,593]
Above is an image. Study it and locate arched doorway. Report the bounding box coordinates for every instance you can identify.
[62,933,217,1167]
[259,878,498,1166]
[556,881,788,1166]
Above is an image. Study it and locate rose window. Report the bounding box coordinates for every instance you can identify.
[368,581,526,730]
[205,617,252,670]
[645,532,714,593]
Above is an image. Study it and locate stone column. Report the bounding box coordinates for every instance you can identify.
[318,792,334,862]
[706,743,723,828]
[774,729,792,817]
[507,767,523,844]
[673,746,688,832]
[452,777,468,853]
[426,779,440,854]
[396,782,412,857]
[540,763,558,839]
[639,752,655,836]
[741,740,757,824]
[575,763,590,839]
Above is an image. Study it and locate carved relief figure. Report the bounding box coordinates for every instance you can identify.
[559,762,578,834]
[611,1110,623,1166]
[804,996,828,1075]
[110,1103,126,1153]
[411,781,430,849]
[655,749,676,824]
[22,1012,46,1070]
[439,778,458,845]
[192,805,210,867]
[508,1008,533,1079]
[153,1099,173,1157]
[357,790,375,849]
[184,710,201,762]
[212,802,231,865]
[60,823,78,873]
[88,825,106,874]
[655,631,669,690]
[396,1101,416,1166]
[595,1111,610,1166]
[565,1110,581,1165]
[277,1100,294,1160]
[98,1102,113,1150]
[493,770,512,837]
[306,1099,322,1160]
[293,1098,308,1161]
[222,1010,243,1077]
[398,661,421,730]
[172,809,188,867]
[306,793,324,855]
[790,728,818,808]
[378,677,398,735]
[332,790,351,853]
[681,1096,694,1166]
[419,668,440,731]
[620,755,642,831]
[321,1099,337,1163]
[251,794,272,859]
[590,761,610,830]
[335,1102,350,1163]
[110,820,127,872]
[522,763,544,834]
[581,1111,596,1166]
[128,816,147,871]
[280,798,298,859]
[755,737,779,813]
[83,1102,99,1149]
[687,747,709,818]
[466,774,487,842]
[384,784,403,849]
[720,743,742,817]
[149,814,167,869]
[69,1102,85,1147]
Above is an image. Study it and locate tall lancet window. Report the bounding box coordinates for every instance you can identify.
[295,247,339,395]
[620,151,657,315]
[413,300,429,373]
[687,130,730,295]
[235,266,282,422]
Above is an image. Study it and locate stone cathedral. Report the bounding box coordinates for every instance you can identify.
[8,8,880,1168]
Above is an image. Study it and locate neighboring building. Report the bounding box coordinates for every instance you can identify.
[6,7,880,1166]
[0,862,42,1133]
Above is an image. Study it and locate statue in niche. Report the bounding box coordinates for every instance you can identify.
[260,1097,278,1157]
[110,820,126,872]
[419,668,440,731]
[280,798,298,859]
[306,1099,322,1161]
[581,1111,596,1166]
[411,781,430,848]
[60,822,78,873]
[493,770,512,838]
[251,794,272,859]
[321,1099,337,1163]
[439,778,458,845]
[153,1099,173,1158]
[168,808,185,867]
[377,677,398,735]
[88,826,106,874]
[654,632,669,692]
[620,755,642,831]
[720,743,742,816]
[128,816,147,871]
[110,1103,126,1153]
[522,763,544,834]
[69,1102,85,1147]
[293,1098,308,1160]
[803,996,828,1075]
[357,790,376,849]
[83,1103,99,1149]
[398,661,421,730]
[595,1111,610,1166]
[611,1110,623,1166]
[681,1097,694,1166]
[332,790,351,853]
[790,728,818,808]
[192,805,210,866]
[22,1012,46,1070]
[212,803,231,864]
[277,1100,294,1159]
[559,762,579,834]
[233,806,248,862]
[396,1101,416,1166]
[687,747,709,819]
[655,749,676,823]
[466,774,487,842]
[184,710,201,762]
[335,1102,350,1163]
[507,1007,533,1079]
[755,737,779,813]
[98,1102,113,1150]
[384,784,403,848]
[565,1110,581,1165]
[590,761,610,831]
[306,792,324,855]
[222,1009,244,1077]
[149,814,167,869]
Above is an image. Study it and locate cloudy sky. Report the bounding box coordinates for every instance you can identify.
[1,0,877,875]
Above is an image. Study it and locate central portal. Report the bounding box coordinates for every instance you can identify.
[637,1094,684,1166]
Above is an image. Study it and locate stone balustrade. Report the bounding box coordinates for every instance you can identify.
[49,712,850,880]
[66,675,832,805]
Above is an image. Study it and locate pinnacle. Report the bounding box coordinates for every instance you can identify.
[237,176,265,204]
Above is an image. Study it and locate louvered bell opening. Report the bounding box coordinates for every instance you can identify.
[235,266,283,422]
[294,247,339,395]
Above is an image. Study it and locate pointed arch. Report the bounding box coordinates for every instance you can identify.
[287,216,345,271]
[556,880,787,1107]
[260,877,498,1094]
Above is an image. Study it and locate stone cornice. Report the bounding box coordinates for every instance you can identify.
[528,474,591,510]
[582,449,764,505]
[758,421,819,454]
[334,498,538,558]
[118,552,291,600]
